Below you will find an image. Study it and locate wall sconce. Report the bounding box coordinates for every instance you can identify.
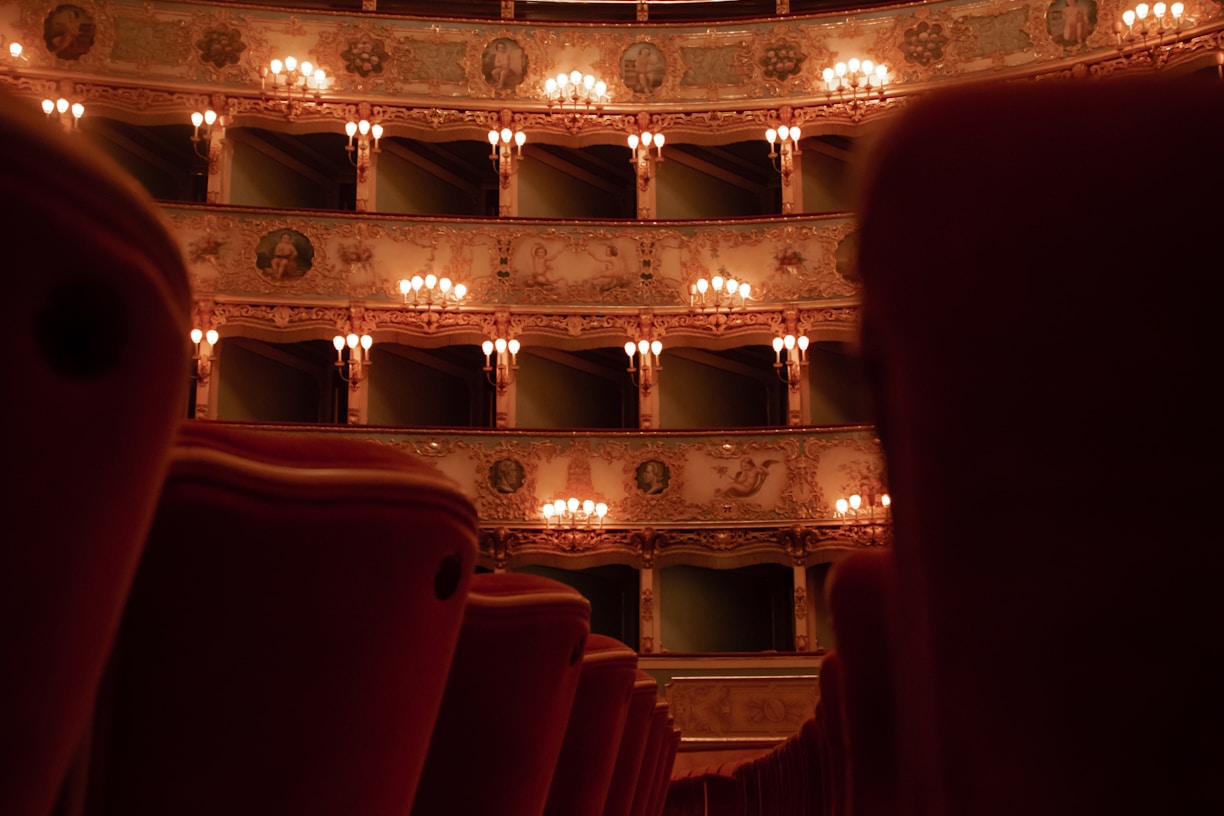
[261,56,327,115]
[398,275,466,309]
[488,127,526,189]
[42,97,84,131]
[821,58,889,99]
[691,274,750,311]
[628,130,664,190]
[345,118,383,182]
[625,339,662,394]
[772,333,809,386]
[765,124,801,211]
[543,497,609,528]
[190,108,219,158]
[834,492,891,520]
[190,328,219,381]
[333,333,372,386]
[482,337,519,396]
[1,36,25,71]
[1115,2,1185,48]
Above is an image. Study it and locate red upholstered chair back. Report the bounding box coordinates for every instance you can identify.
[816,653,846,816]
[544,634,640,816]
[855,74,1224,815]
[603,669,662,816]
[825,550,896,816]
[87,421,478,816]
[0,91,191,816]
[412,571,591,816]
[629,700,675,816]
[646,725,682,816]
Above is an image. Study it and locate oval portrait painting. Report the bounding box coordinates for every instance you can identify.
[43,4,96,61]
[255,229,314,282]
[482,38,526,92]
[489,458,525,494]
[635,459,670,495]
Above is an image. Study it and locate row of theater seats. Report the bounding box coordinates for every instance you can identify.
[2,90,679,816]
[665,73,1224,815]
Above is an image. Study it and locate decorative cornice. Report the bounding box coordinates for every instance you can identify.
[478,522,891,569]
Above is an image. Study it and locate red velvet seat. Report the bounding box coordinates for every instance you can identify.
[87,420,478,816]
[854,74,1224,815]
[629,699,678,816]
[544,633,640,816]
[412,571,591,816]
[0,91,191,816]
[816,654,846,816]
[603,669,662,816]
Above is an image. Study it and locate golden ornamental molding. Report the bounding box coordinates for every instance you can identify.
[477,522,891,570]
[202,299,861,347]
[5,0,1222,139]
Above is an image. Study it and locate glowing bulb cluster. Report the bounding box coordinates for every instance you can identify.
[545,70,609,107]
[821,58,889,93]
[765,124,802,147]
[345,119,384,147]
[543,497,609,527]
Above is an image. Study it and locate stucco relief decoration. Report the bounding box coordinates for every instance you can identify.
[680,42,753,89]
[962,9,1034,60]
[393,33,465,87]
[621,42,666,96]
[43,3,96,61]
[620,445,687,521]
[477,443,543,520]
[255,229,314,282]
[482,37,526,93]
[489,458,526,494]
[901,20,950,67]
[635,460,671,495]
[340,34,390,78]
[189,235,225,266]
[1047,0,1097,48]
[760,41,806,83]
[195,25,246,70]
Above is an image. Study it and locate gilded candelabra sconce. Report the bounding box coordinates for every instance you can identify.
[544,70,609,130]
[261,56,327,117]
[333,333,373,386]
[190,108,220,159]
[190,328,219,381]
[1115,1,1185,55]
[482,337,520,396]
[690,275,751,312]
[488,126,526,189]
[765,124,801,213]
[833,492,891,520]
[345,118,383,183]
[42,97,84,132]
[773,333,809,387]
[628,130,665,191]
[398,275,466,310]
[821,58,889,101]
[625,339,663,394]
[542,497,609,528]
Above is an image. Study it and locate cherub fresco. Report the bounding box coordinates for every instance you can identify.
[715,457,779,499]
[524,243,562,289]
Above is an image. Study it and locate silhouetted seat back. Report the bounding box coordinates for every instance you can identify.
[412,572,591,816]
[544,633,640,816]
[604,669,663,816]
[0,90,191,816]
[854,74,1224,815]
[89,421,477,816]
